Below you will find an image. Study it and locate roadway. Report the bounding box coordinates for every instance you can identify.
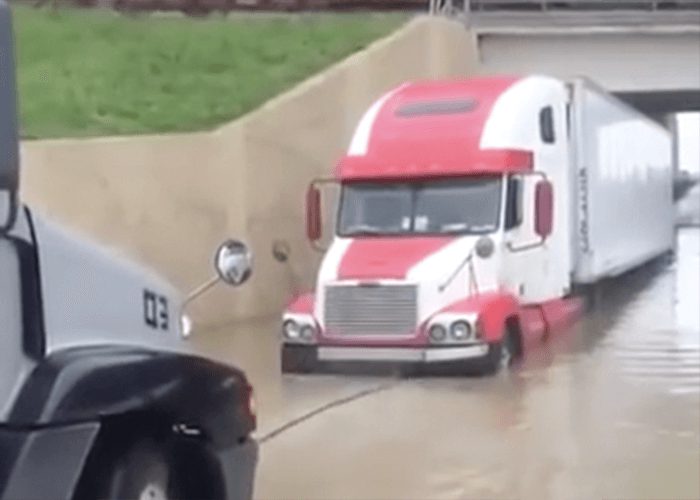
[195,215,700,499]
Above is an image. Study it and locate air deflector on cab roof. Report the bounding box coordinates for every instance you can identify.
[0,0,19,230]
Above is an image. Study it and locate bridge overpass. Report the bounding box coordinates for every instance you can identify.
[435,1,700,116]
[431,0,700,200]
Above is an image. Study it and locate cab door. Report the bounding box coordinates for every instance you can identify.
[501,174,551,306]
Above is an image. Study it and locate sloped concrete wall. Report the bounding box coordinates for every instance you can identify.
[20,15,477,328]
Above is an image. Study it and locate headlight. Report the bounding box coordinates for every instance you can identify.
[283,320,316,343]
[429,324,447,343]
[300,325,315,340]
[450,321,471,341]
[283,320,301,340]
[180,314,193,338]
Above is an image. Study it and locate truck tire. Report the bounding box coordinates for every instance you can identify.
[482,330,517,375]
[92,439,180,500]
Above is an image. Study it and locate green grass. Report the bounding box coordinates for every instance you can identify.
[14,8,406,138]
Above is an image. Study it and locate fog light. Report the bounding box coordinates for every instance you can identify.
[283,320,300,340]
[450,321,471,341]
[429,324,447,342]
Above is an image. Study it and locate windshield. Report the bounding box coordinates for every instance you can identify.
[337,177,502,237]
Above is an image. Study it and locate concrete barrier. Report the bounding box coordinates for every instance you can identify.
[20,15,477,328]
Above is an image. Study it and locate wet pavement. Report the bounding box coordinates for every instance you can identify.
[196,227,700,500]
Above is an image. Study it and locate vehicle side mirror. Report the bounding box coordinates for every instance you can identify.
[535,180,554,240]
[181,239,254,329]
[215,239,253,287]
[306,184,322,242]
[0,0,19,232]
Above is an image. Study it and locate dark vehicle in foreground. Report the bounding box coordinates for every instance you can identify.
[1,3,257,498]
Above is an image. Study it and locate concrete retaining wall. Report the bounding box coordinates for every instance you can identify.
[20,15,477,327]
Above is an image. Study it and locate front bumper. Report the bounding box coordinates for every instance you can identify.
[0,422,100,500]
[318,344,489,362]
[282,343,491,374]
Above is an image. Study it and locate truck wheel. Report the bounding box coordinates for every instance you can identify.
[94,439,179,500]
[482,330,517,375]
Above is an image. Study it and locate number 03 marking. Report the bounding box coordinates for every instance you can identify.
[144,289,169,331]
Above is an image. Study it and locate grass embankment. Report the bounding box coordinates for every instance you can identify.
[14,8,405,138]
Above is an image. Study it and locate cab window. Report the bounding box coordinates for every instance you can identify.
[505,176,523,230]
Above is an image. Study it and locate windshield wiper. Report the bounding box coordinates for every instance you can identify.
[439,223,495,234]
[440,223,471,234]
[343,224,387,236]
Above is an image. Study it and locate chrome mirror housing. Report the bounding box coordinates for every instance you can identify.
[215,239,253,287]
[180,239,254,336]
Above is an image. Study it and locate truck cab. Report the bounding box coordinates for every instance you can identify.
[280,76,632,374]
[1,3,257,498]
[281,76,580,374]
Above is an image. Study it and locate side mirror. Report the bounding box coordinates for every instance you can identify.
[306,184,322,242]
[0,1,19,232]
[215,239,253,287]
[534,180,554,240]
[180,239,253,335]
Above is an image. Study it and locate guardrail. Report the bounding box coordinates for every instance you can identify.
[470,0,700,10]
[430,0,700,15]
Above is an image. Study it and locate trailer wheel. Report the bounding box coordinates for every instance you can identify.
[92,439,180,500]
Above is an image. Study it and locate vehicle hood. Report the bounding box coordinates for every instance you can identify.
[334,236,455,280]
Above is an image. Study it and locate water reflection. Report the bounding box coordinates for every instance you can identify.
[676,229,700,338]
[196,228,700,500]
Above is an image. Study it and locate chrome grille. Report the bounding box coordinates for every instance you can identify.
[324,284,417,336]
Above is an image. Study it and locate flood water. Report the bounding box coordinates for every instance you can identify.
[196,227,700,500]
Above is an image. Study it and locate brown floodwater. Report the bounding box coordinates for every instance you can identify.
[196,227,700,500]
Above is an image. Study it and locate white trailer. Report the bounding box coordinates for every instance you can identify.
[570,77,674,284]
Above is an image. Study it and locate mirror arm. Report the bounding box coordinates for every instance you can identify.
[311,239,329,253]
[506,237,546,253]
[525,171,548,182]
[439,248,475,293]
[182,275,220,310]
[507,170,551,253]
[311,177,337,189]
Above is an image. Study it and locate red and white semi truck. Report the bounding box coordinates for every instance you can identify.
[281,75,674,375]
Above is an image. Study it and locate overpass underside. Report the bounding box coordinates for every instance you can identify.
[475,29,700,115]
[438,1,700,116]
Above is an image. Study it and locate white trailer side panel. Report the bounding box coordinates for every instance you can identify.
[571,78,673,284]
